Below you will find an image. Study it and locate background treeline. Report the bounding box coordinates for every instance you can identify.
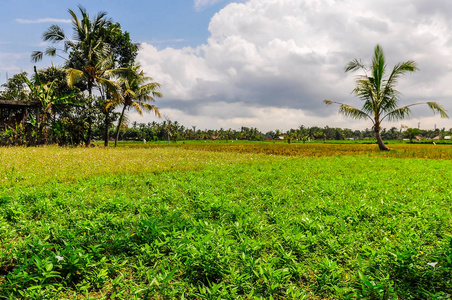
[93,121,452,143]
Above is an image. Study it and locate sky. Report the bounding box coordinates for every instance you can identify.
[1,0,452,132]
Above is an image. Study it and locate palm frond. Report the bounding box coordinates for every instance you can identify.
[31,51,43,63]
[426,101,449,118]
[66,68,85,88]
[345,58,365,73]
[106,67,134,79]
[372,44,385,93]
[382,60,418,97]
[68,8,82,42]
[42,25,66,43]
[383,106,413,122]
[130,101,143,115]
[96,77,121,99]
[353,77,377,104]
[105,100,119,110]
[140,103,161,117]
[151,90,163,99]
[324,100,372,122]
[45,47,57,57]
[382,101,449,121]
[380,97,399,114]
[338,104,372,121]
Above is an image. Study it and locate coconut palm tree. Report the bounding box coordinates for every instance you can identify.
[325,44,448,150]
[108,65,162,147]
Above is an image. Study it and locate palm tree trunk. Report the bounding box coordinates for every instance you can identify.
[86,80,94,147]
[374,123,389,151]
[114,105,127,147]
[104,111,109,147]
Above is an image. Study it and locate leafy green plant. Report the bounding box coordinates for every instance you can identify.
[22,67,77,144]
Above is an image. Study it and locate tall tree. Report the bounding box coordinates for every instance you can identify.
[325,44,448,150]
[105,23,139,68]
[108,65,162,147]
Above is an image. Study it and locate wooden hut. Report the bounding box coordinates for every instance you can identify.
[0,99,40,130]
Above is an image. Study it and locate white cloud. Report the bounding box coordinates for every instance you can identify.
[138,0,452,131]
[194,0,226,11]
[16,18,71,24]
[134,104,367,133]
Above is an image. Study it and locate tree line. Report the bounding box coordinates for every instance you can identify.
[90,121,452,144]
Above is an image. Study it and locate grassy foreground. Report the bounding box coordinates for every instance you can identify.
[1,144,452,299]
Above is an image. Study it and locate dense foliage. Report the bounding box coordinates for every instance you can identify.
[0,6,157,147]
[90,121,452,144]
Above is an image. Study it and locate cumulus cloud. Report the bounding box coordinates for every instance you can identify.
[15,18,71,24]
[138,0,452,131]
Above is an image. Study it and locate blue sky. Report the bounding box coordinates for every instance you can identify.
[0,0,233,74]
[2,0,452,132]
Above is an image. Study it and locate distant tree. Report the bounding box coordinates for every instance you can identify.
[325,44,448,150]
[1,72,29,101]
[404,128,420,143]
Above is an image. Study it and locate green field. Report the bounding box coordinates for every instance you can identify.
[1,143,451,299]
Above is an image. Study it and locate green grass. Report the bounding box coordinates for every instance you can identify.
[1,144,452,299]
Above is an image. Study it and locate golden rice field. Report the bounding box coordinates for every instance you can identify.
[116,141,452,159]
[1,142,451,187]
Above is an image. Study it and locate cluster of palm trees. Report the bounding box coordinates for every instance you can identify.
[30,6,162,146]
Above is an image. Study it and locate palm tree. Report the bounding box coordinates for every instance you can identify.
[325,44,448,150]
[108,65,162,147]
[31,6,116,95]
